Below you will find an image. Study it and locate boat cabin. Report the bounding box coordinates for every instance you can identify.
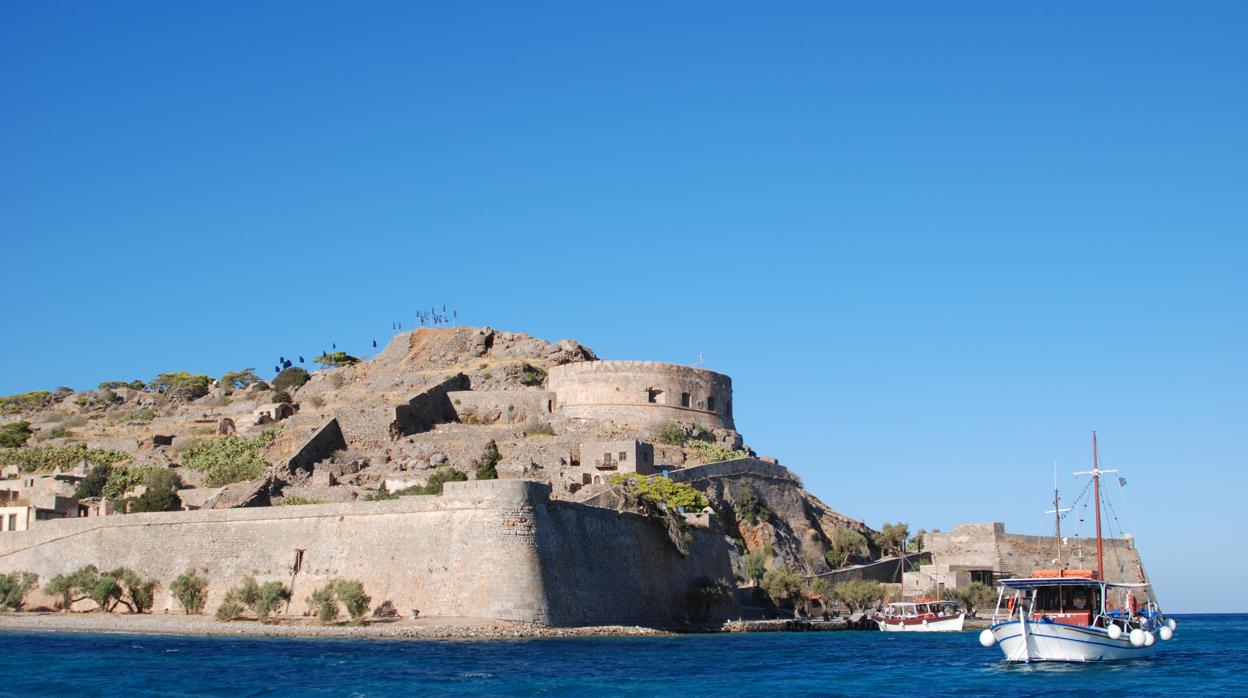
[882,600,961,620]
[994,572,1153,631]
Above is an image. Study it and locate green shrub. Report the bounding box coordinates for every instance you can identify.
[761,567,804,607]
[524,421,555,436]
[0,421,33,448]
[44,565,101,610]
[272,367,310,393]
[102,465,149,500]
[743,551,767,585]
[335,580,371,625]
[0,572,39,611]
[873,522,909,557]
[687,440,747,464]
[181,429,276,487]
[126,469,183,513]
[475,440,500,480]
[171,570,208,614]
[0,391,57,415]
[825,528,868,568]
[733,484,770,525]
[833,579,886,612]
[219,369,261,391]
[949,581,996,615]
[272,391,292,404]
[655,421,685,445]
[48,426,74,440]
[281,497,327,506]
[113,568,159,613]
[608,473,709,511]
[252,581,291,623]
[74,464,111,499]
[123,408,157,424]
[215,589,245,621]
[150,372,212,401]
[218,576,290,624]
[363,490,400,501]
[314,352,360,368]
[98,380,145,391]
[307,583,339,623]
[520,363,547,387]
[418,469,467,495]
[0,444,129,473]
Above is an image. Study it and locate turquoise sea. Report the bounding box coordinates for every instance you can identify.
[0,614,1241,697]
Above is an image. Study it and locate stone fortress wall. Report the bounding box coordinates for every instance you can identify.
[547,361,735,430]
[904,522,1146,595]
[0,480,732,625]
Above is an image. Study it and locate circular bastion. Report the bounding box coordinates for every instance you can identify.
[546,360,734,430]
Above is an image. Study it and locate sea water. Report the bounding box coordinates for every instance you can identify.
[0,614,1242,697]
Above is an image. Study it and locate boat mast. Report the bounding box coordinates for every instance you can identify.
[1044,460,1070,571]
[1092,432,1103,581]
[1074,431,1116,582]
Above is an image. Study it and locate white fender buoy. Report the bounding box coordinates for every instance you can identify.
[1129,629,1146,647]
[979,629,996,647]
[922,619,929,627]
[1168,618,1178,631]
[1144,631,1156,646]
[1107,624,1123,640]
[1159,626,1173,641]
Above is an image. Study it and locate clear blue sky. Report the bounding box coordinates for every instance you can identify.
[2,3,1244,613]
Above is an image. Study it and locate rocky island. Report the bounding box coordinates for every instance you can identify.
[0,326,1143,636]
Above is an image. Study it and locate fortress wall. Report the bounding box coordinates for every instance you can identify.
[537,502,736,625]
[447,390,555,425]
[547,361,734,431]
[0,479,728,626]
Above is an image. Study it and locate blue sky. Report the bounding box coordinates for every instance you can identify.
[2,2,1244,613]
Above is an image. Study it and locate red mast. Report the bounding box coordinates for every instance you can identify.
[1093,431,1103,581]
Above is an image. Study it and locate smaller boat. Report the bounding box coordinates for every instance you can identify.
[874,600,966,632]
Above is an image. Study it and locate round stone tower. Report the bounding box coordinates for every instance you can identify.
[546,360,734,430]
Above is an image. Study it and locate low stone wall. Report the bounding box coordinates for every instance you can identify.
[0,479,733,626]
[391,375,469,438]
[284,418,347,476]
[668,458,799,484]
[447,390,554,425]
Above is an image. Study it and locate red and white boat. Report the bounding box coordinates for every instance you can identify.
[874,600,966,632]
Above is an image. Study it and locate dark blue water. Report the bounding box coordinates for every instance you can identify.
[0,615,1241,697]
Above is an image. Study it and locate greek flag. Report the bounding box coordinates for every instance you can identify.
[1118,477,1127,487]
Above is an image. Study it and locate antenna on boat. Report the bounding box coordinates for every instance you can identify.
[1044,460,1071,569]
[1074,431,1116,581]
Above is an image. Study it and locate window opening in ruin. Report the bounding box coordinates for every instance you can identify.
[707,396,716,412]
[593,476,602,484]
[7,514,15,531]
[681,392,690,407]
[647,389,663,404]
[970,570,995,586]
[582,473,592,485]
[292,549,305,575]
[619,451,627,461]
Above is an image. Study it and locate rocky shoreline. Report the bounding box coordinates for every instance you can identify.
[0,612,674,641]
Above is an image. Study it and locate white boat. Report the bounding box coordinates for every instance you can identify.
[981,574,1173,661]
[978,432,1177,662]
[874,600,966,632]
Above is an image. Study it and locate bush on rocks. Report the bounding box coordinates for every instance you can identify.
[0,572,39,611]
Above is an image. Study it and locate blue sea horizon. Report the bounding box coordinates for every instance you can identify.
[0,613,1240,696]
